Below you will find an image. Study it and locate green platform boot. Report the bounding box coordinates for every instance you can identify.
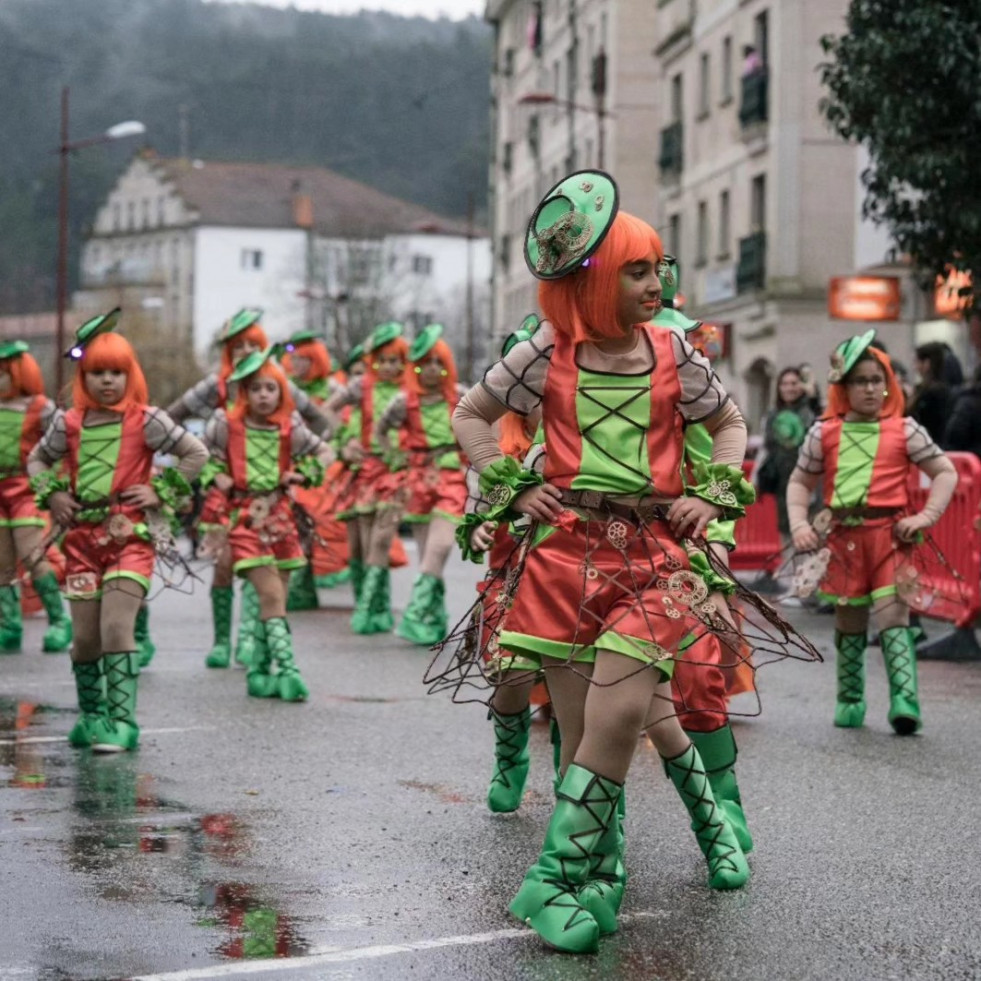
[486,707,531,813]
[245,619,278,699]
[33,572,72,653]
[205,587,234,668]
[234,580,261,666]
[134,603,156,668]
[665,743,749,891]
[68,660,107,748]
[550,716,563,794]
[349,558,366,604]
[0,584,23,652]
[92,652,140,753]
[578,788,627,936]
[687,725,753,854]
[881,626,922,735]
[834,631,867,728]
[263,616,309,702]
[315,567,351,589]
[286,564,319,611]
[351,565,393,634]
[397,573,447,646]
[509,763,620,954]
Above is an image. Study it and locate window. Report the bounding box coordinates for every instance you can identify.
[157,197,166,225]
[721,36,733,102]
[698,53,710,117]
[670,73,683,123]
[412,254,433,275]
[142,199,150,227]
[696,201,708,265]
[751,174,766,230]
[127,202,135,230]
[112,203,121,231]
[754,10,769,66]
[718,190,730,256]
[668,213,681,259]
[240,249,263,271]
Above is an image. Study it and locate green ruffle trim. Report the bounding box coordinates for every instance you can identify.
[477,457,543,524]
[295,456,326,488]
[29,470,72,511]
[198,458,228,491]
[152,468,194,532]
[455,512,491,565]
[687,548,736,596]
[687,462,756,519]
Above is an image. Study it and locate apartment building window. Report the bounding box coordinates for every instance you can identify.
[698,53,710,118]
[127,202,135,230]
[696,201,708,266]
[718,189,731,257]
[240,249,264,271]
[412,254,433,275]
[751,174,766,230]
[721,36,733,103]
[157,197,166,225]
[668,213,681,260]
[112,203,121,231]
[142,199,150,227]
[670,73,683,123]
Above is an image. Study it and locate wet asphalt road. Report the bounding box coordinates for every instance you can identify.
[2,544,981,981]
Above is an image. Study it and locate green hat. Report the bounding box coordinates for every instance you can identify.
[365,321,403,353]
[828,329,877,383]
[285,328,323,351]
[501,314,541,357]
[524,170,619,280]
[343,343,365,371]
[408,324,444,363]
[229,346,278,384]
[220,308,264,344]
[0,340,30,361]
[65,308,120,360]
[652,255,701,333]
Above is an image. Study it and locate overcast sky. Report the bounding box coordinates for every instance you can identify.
[207,0,485,18]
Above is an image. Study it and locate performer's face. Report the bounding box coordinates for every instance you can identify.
[0,368,11,399]
[348,361,367,380]
[415,353,445,391]
[374,351,404,381]
[245,375,282,419]
[844,360,887,418]
[85,368,127,407]
[290,354,312,379]
[616,257,662,330]
[230,337,262,365]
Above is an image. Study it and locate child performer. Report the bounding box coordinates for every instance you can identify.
[203,348,334,702]
[327,323,410,634]
[787,330,957,735]
[374,324,467,645]
[0,341,72,653]
[27,311,208,752]
[452,172,757,953]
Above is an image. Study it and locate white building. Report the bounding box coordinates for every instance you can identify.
[78,152,491,379]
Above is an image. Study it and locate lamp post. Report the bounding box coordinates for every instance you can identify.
[55,85,145,398]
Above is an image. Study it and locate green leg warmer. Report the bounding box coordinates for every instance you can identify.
[286,564,319,611]
[665,743,749,891]
[834,631,867,728]
[33,572,72,653]
[315,567,352,589]
[397,573,448,646]
[350,565,393,635]
[550,715,563,795]
[264,616,309,702]
[686,725,753,854]
[68,661,107,748]
[0,584,23,652]
[92,652,140,753]
[246,619,278,699]
[349,558,366,604]
[205,587,234,668]
[235,580,261,666]
[509,763,620,954]
[578,787,627,937]
[486,707,531,813]
[134,603,155,668]
[880,626,921,735]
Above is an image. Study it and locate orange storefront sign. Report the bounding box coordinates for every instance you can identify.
[828,276,902,321]
[935,268,973,317]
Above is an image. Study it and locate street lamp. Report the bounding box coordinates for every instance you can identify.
[55,85,146,399]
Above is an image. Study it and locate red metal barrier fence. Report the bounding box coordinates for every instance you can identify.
[730,461,782,574]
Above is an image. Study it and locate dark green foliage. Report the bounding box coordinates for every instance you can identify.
[0,0,491,313]
[820,1,981,296]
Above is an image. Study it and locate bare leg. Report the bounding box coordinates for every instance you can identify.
[12,525,53,580]
[69,600,102,664]
[245,565,288,620]
[542,656,593,777]
[418,516,456,578]
[99,579,146,653]
[0,526,16,584]
[212,542,234,589]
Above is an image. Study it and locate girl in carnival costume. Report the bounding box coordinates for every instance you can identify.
[0,341,72,653]
[374,324,468,645]
[27,311,208,752]
[203,348,333,702]
[451,172,780,953]
[326,323,410,634]
[168,310,333,670]
[786,331,957,735]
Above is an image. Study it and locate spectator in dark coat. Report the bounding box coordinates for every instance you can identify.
[909,342,954,445]
[944,364,981,458]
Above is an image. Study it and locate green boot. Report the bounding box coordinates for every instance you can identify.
[834,631,867,728]
[246,619,278,699]
[665,743,749,891]
[33,573,72,653]
[68,660,107,748]
[486,707,531,813]
[134,603,155,668]
[315,567,351,589]
[205,587,234,668]
[397,573,448,645]
[0,584,23,652]
[351,565,393,634]
[550,716,563,795]
[286,564,319,611]
[881,626,922,735]
[509,763,619,954]
[578,788,627,936]
[92,652,140,753]
[263,616,309,702]
[349,558,366,604]
[687,725,753,854]
[235,580,261,666]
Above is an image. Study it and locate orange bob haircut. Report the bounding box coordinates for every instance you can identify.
[229,360,295,427]
[283,340,332,382]
[72,333,148,413]
[497,410,534,460]
[365,336,409,382]
[0,352,45,397]
[539,211,664,344]
[407,338,458,401]
[823,347,905,421]
[219,325,269,380]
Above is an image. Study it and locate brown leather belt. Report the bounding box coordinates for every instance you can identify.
[831,506,901,520]
[558,488,672,522]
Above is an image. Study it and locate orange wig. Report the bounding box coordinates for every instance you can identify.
[219,325,269,381]
[229,360,295,427]
[365,337,409,383]
[0,352,45,398]
[823,348,905,421]
[539,211,664,344]
[408,339,458,402]
[283,340,332,382]
[497,411,535,460]
[72,333,148,413]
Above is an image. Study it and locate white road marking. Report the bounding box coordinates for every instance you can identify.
[0,726,216,746]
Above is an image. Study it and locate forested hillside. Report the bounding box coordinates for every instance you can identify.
[0,0,491,313]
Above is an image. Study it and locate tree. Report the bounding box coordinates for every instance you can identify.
[820,1,981,302]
